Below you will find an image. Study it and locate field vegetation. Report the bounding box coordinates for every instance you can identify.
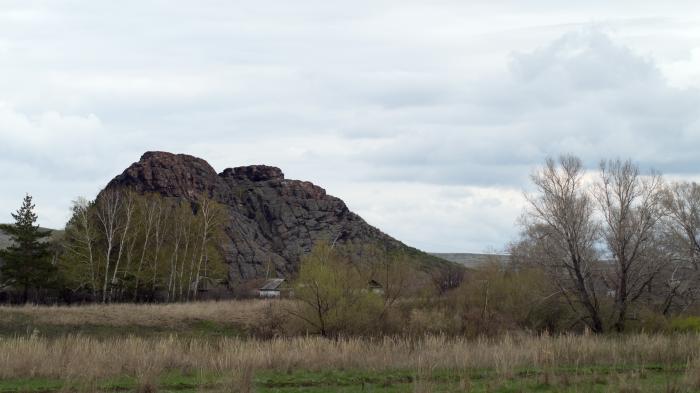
[1,299,700,392]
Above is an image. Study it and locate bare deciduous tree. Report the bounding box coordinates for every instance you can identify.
[523,155,604,333]
[594,159,665,332]
[660,181,700,314]
[430,264,464,296]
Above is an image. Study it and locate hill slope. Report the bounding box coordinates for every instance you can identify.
[0,227,60,250]
[105,152,449,283]
[0,228,11,250]
[429,253,511,268]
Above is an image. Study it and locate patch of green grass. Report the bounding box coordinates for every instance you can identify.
[0,372,205,392]
[211,367,689,393]
[0,367,692,393]
[257,369,414,388]
[0,378,64,392]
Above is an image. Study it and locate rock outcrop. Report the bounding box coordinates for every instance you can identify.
[106,152,437,283]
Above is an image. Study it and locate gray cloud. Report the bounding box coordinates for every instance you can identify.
[2,2,700,251]
[356,30,700,187]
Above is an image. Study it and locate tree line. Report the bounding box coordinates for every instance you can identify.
[0,189,228,304]
[511,155,700,333]
[5,156,700,337]
[284,156,700,337]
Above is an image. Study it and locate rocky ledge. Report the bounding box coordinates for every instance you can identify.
[105,151,413,283]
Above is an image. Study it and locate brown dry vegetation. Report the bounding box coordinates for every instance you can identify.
[0,299,284,328]
[5,301,700,391]
[0,333,698,380]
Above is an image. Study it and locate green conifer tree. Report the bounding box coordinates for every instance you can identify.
[0,194,55,303]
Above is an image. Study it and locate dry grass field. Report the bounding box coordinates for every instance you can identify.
[1,333,700,392]
[1,333,698,379]
[3,300,700,392]
[0,299,287,338]
[0,299,282,327]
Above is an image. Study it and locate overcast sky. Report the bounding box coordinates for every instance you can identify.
[2,1,700,252]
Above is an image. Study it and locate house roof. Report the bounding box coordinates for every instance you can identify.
[260,278,285,291]
[368,279,382,288]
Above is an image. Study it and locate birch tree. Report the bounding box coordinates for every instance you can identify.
[132,194,160,300]
[94,188,122,303]
[108,190,136,301]
[62,198,98,298]
[60,191,228,303]
[191,197,226,300]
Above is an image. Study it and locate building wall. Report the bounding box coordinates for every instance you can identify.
[258,290,280,298]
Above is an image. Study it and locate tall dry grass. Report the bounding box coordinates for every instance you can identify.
[0,299,288,328]
[0,333,698,380]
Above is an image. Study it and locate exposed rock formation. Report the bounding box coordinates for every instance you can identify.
[106,152,437,283]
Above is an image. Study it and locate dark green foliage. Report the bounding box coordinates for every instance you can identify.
[0,194,56,303]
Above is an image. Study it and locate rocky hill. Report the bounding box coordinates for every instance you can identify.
[105,152,449,283]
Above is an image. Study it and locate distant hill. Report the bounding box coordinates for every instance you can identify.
[0,226,61,250]
[430,253,510,268]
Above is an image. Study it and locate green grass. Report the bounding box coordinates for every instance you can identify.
[0,366,695,393]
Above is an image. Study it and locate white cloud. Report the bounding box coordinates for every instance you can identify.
[661,47,700,89]
[333,181,525,252]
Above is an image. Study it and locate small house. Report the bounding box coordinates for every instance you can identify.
[368,279,384,295]
[258,278,287,298]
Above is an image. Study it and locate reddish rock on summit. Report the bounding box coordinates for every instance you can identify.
[105,151,419,283]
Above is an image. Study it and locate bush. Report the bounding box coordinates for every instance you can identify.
[289,242,384,337]
[249,301,289,339]
[625,307,669,333]
[406,308,459,335]
[449,261,567,336]
[670,316,700,333]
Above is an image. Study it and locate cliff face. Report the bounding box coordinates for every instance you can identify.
[106,152,405,283]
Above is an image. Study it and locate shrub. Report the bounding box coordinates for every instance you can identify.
[449,261,566,336]
[289,242,384,337]
[407,308,459,335]
[671,316,700,333]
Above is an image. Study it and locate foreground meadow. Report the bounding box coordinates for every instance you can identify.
[3,300,700,392]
